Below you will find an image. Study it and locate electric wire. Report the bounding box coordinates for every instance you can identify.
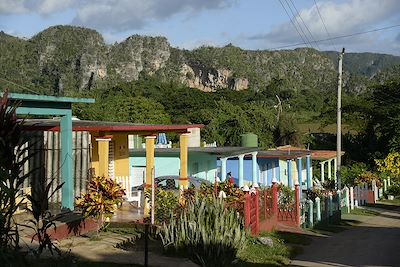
[278,0,312,49]
[282,0,316,49]
[289,0,321,50]
[268,23,400,50]
[313,0,338,51]
[0,76,40,95]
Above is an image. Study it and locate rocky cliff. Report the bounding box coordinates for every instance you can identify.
[1,25,399,95]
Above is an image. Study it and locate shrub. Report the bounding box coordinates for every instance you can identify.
[160,196,247,267]
[145,188,179,224]
[387,183,400,196]
[0,90,34,253]
[277,184,294,210]
[75,176,125,233]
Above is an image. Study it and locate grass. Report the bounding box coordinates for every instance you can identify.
[235,236,291,266]
[378,198,400,207]
[350,208,380,216]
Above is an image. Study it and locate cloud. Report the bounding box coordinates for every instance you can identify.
[72,0,234,32]
[0,0,234,31]
[0,0,76,15]
[249,0,400,49]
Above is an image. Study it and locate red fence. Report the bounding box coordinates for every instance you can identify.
[243,182,300,235]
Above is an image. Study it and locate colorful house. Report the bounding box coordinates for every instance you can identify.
[24,118,204,210]
[129,147,259,185]
[222,149,312,190]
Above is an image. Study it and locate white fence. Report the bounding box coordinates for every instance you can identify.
[113,176,142,207]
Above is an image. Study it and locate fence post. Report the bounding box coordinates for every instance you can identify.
[384,179,387,193]
[350,186,354,210]
[315,197,321,223]
[244,192,251,228]
[328,193,333,217]
[295,183,301,227]
[388,177,391,187]
[271,181,278,222]
[372,180,378,202]
[354,186,359,207]
[344,186,350,213]
[364,183,368,205]
[307,199,314,228]
[255,190,260,235]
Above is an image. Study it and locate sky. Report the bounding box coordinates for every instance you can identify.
[0,0,399,55]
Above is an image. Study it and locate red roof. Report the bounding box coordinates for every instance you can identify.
[276,145,344,160]
[23,119,203,134]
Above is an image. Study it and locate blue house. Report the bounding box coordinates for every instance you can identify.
[220,149,312,190]
[129,147,258,185]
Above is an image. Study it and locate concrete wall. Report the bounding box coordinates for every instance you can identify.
[129,151,217,183]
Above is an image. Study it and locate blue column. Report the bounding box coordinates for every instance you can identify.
[287,159,292,188]
[220,157,227,181]
[238,154,244,188]
[306,155,311,190]
[251,152,258,187]
[267,163,272,186]
[297,157,303,194]
[60,110,73,210]
[276,160,281,182]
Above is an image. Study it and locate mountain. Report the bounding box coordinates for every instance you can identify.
[1,25,399,96]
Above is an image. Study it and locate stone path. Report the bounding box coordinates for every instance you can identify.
[290,206,400,267]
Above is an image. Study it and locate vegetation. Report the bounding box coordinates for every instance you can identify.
[161,196,246,267]
[0,91,34,254]
[75,176,125,234]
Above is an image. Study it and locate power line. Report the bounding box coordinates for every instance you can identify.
[278,0,312,49]
[282,0,316,49]
[268,23,400,50]
[289,0,321,50]
[313,0,338,51]
[0,77,40,95]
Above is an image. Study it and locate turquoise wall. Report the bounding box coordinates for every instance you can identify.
[129,151,217,182]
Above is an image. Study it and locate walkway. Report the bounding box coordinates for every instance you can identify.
[290,206,400,267]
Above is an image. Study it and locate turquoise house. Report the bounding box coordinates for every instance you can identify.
[222,150,312,190]
[129,147,258,185]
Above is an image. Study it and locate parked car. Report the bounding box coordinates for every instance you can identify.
[132,176,210,191]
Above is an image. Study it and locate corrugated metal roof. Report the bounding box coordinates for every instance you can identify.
[22,119,204,134]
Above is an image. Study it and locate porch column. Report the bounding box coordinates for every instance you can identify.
[220,157,227,182]
[306,155,311,190]
[287,159,292,188]
[334,158,337,184]
[60,111,73,210]
[145,135,156,186]
[238,154,245,188]
[328,159,332,180]
[252,152,258,187]
[179,133,189,189]
[320,161,325,183]
[297,157,302,193]
[97,137,111,178]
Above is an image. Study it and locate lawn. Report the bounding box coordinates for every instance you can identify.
[350,208,380,216]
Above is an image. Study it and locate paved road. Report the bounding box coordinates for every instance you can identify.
[290,207,400,267]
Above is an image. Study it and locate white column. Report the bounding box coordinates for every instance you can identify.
[251,152,258,187]
[220,157,227,182]
[328,159,332,180]
[384,179,387,193]
[350,186,354,210]
[334,158,337,185]
[320,161,325,183]
[345,186,350,213]
[238,154,245,188]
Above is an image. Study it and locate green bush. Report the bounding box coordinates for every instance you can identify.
[387,183,400,196]
[160,196,246,267]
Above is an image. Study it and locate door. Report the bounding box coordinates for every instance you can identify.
[131,166,146,187]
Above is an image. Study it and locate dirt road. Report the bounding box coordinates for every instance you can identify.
[290,206,400,267]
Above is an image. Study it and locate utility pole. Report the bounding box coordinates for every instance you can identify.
[337,48,345,191]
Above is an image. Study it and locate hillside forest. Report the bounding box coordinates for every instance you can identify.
[2,26,400,179]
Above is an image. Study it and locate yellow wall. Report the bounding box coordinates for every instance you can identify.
[113,134,129,177]
[91,135,99,176]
